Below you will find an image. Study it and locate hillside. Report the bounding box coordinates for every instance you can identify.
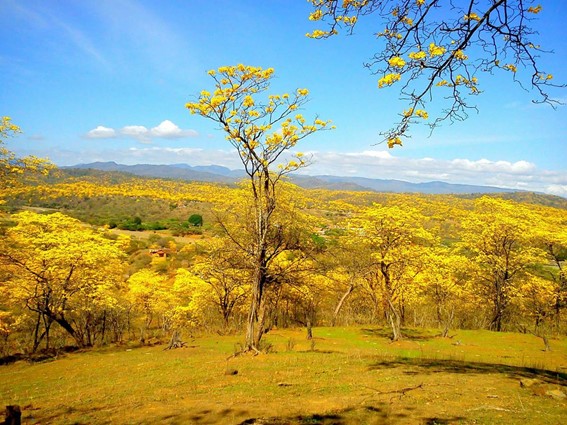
[67,161,531,196]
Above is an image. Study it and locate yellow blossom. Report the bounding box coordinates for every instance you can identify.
[378,73,401,88]
[453,50,468,60]
[388,56,406,68]
[387,137,403,148]
[210,96,227,107]
[416,0,425,6]
[415,109,428,119]
[428,43,446,57]
[243,95,255,107]
[464,13,481,21]
[306,29,331,38]
[527,5,542,14]
[309,10,323,20]
[504,64,517,73]
[408,51,427,60]
[297,88,309,96]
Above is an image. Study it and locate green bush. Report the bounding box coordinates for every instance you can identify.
[188,214,203,227]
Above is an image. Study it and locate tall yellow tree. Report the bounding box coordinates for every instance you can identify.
[0,212,128,349]
[351,203,435,340]
[415,247,473,337]
[529,205,567,330]
[127,268,176,342]
[186,65,332,351]
[459,197,547,331]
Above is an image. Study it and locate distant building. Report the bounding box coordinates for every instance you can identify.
[149,248,169,259]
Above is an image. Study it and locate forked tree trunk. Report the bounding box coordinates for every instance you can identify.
[440,308,455,338]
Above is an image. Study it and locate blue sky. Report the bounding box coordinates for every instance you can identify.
[2,0,566,195]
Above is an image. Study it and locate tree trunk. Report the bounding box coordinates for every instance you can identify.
[440,308,454,338]
[306,316,313,340]
[331,283,354,326]
[245,265,267,352]
[490,308,503,332]
[4,405,21,425]
[164,330,186,350]
[52,313,84,347]
[32,312,43,353]
[490,277,507,332]
[387,299,402,341]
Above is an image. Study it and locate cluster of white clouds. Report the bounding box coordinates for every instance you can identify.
[301,150,567,197]
[86,120,197,143]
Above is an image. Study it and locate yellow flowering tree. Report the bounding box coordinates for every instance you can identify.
[127,269,177,342]
[186,65,332,351]
[0,212,128,350]
[349,203,436,340]
[307,1,561,145]
[178,238,250,330]
[458,198,547,332]
[0,116,55,201]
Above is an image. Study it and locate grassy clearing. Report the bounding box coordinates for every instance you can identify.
[1,327,566,424]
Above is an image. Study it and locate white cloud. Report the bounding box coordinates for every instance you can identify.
[126,147,241,168]
[121,125,150,142]
[86,126,116,138]
[546,185,567,197]
[449,158,535,174]
[150,120,198,138]
[86,120,198,143]
[346,150,393,160]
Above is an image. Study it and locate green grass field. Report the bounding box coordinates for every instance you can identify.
[1,327,566,424]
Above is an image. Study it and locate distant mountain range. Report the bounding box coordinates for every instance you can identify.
[66,161,523,195]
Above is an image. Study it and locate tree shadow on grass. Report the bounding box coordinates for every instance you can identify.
[368,357,567,385]
[238,404,399,425]
[19,404,112,425]
[151,408,251,424]
[361,328,437,342]
[19,401,467,424]
[238,404,466,425]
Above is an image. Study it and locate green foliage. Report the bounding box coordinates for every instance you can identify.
[188,214,203,227]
